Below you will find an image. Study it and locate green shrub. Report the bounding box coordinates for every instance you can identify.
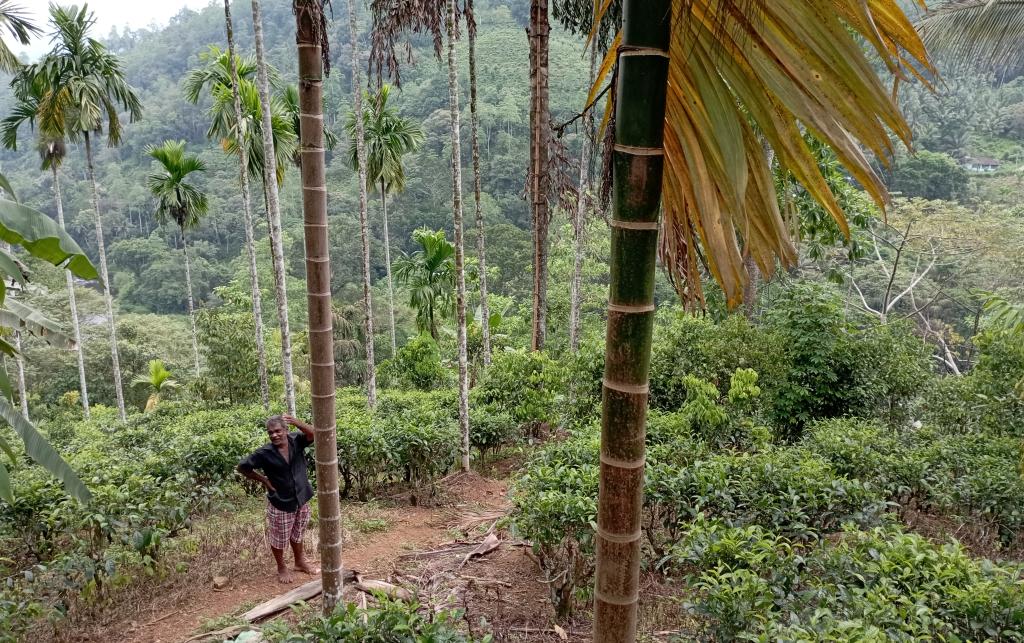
[680,523,1024,641]
[650,313,786,413]
[472,349,561,428]
[276,595,487,642]
[556,340,604,431]
[377,334,451,391]
[469,405,518,461]
[806,418,1024,543]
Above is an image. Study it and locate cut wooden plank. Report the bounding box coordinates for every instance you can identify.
[242,579,322,622]
[241,569,360,622]
[353,579,413,601]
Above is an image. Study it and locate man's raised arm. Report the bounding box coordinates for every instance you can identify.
[283,415,315,444]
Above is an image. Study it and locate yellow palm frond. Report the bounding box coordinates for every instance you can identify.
[595,0,933,306]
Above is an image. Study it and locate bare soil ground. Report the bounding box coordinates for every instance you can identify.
[58,466,693,643]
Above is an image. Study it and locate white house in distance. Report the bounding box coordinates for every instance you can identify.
[962,156,1001,173]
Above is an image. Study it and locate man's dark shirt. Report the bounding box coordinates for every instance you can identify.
[239,431,313,512]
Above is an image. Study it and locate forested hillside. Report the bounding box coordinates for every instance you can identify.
[0,0,1023,641]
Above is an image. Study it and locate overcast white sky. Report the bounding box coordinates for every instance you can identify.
[18,0,213,60]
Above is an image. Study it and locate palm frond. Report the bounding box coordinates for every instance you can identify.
[917,0,1024,68]
[601,0,932,306]
[0,0,41,73]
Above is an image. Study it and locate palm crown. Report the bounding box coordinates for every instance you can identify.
[0,0,40,73]
[17,4,141,147]
[345,84,424,193]
[145,140,208,233]
[393,228,456,339]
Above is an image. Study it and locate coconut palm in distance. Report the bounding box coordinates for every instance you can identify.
[345,83,424,357]
[132,359,178,413]
[145,140,209,377]
[393,229,455,342]
[0,0,39,73]
[1,83,92,418]
[588,2,931,641]
[19,4,142,423]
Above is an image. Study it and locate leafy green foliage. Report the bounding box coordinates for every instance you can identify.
[888,150,970,201]
[676,522,1024,641]
[471,349,561,429]
[378,334,449,390]
[279,595,487,642]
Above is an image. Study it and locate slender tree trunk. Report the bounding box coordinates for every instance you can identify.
[294,0,343,612]
[467,0,490,366]
[84,131,126,422]
[13,331,27,419]
[742,254,758,319]
[380,181,397,357]
[528,0,551,352]
[592,2,670,641]
[348,0,377,408]
[224,0,270,409]
[251,0,296,415]
[445,0,471,472]
[53,166,90,417]
[570,26,598,352]
[181,229,201,376]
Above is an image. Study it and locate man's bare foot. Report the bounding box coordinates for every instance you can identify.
[277,568,294,584]
[294,560,318,575]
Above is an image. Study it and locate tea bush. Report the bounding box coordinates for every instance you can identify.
[270,595,488,642]
[377,334,451,391]
[471,349,562,429]
[806,418,1024,543]
[676,521,1024,641]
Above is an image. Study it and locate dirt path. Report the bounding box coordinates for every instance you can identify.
[95,473,513,643]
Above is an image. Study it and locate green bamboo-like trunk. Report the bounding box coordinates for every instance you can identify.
[293,0,344,612]
[592,1,670,641]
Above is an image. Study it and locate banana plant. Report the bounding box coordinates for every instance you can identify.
[0,173,96,503]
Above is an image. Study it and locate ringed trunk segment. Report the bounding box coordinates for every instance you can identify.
[294,1,343,612]
[84,132,127,423]
[593,1,670,641]
[53,166,90,416]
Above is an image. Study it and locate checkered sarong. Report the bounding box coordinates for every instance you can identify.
[266,501,311,550]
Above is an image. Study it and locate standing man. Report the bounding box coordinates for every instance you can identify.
[238,414,318,583]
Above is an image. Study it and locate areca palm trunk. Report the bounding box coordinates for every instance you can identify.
[528,0,550,352]
[84,131,127,422]
[251,0,296,415]
[294,0,343,612]
[13,331,27,418]
[224,0,270,409]
[181,229,200,376]
[592,1,670,640]
[52,165,90,416]
[570,22,598,352]
[467,0,490,366]
[446,0,471,472]
[349,0,377,408]
[380,180,397,357]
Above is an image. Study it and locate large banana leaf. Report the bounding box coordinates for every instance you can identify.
[0,395,90,502]
[0,459,10,504]
[0,299,75,348]
[0,197,98,281]
[594,0,932,306]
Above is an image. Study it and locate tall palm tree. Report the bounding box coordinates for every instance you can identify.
[21,4,142,422]
[367,0,471,466]
[1,85,91,417]
[145,140,208,377]
[222,3,268,408]
[444,0,471,472]
[345,84,424,358]
[251,0,296,415]
[589,1,931,641]
[347,0,378,409]
[528,0,551,352]
[281,83,339,168]
[294,0,344,611]
[917,0,1024,67]
[465,0,491,366]
[132,359,177,413]
[393,228,456,341]
[0,0,39,73]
